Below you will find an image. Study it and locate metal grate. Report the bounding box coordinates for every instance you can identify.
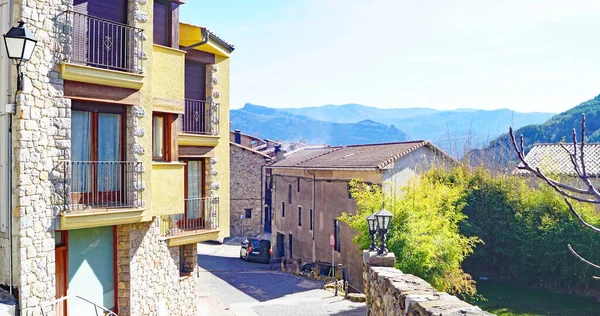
[182,99,220,135]
[160,197,220,236]
[63,10,144,73]
[64,161,143,212]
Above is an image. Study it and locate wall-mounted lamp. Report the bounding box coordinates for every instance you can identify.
[3,21,37,91]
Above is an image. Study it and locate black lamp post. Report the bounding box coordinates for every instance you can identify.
[374,208,393,255]
[366,213,378,251]
[3,21,37,90]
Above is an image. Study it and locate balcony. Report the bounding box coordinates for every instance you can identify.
[179,99,220,147]
[60,161,146,230]
[60,10,145,89]
[160,197,220,246]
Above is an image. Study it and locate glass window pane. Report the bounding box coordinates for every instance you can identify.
[71,111,92,193]
[153,116,164,158]
[98,113,121,192]
[68,227,115,314]
[187,161,200,198]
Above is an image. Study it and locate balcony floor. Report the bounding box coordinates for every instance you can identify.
[60,207,147,230]
[162,228,221,246]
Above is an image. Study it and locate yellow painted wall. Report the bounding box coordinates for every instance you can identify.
[213,55,231,240]
[150,163,186,216]
[152,45,186,113]
[138,0,154,222]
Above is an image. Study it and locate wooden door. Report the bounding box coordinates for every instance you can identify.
[55,231,68,316]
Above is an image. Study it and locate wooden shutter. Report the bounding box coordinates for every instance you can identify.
[74,0,128,23]
[185,61,207,100]
[153,0,170,46]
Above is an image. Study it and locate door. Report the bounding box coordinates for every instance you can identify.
[184,160,206,229]
[55,231,68,316]
[71,103,124,208]
[264,170,272,233]
[184,61,208,133]
[277,233,285,258]
[288,234,293,259]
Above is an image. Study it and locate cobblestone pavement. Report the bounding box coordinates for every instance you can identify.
[196,238,366,316]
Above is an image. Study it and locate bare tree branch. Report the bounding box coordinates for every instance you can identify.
[568,244,600,274]
[564,198,600,234]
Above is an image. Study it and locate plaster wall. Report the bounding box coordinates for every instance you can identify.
[150,163,185,217]
[271,169,379,291]
[381,146,440,194]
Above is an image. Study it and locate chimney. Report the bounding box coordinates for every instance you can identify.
[234,129,241,144]
[274,144,285,161]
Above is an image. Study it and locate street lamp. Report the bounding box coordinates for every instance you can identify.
[374,208,393,255]
[366,213,378,251]
[3,21,37,90]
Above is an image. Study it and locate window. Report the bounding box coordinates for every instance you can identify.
[309,209,313,231]
[348,182,353,199]
[333,220,341,252]
[152,113,171,161]
[281,202,285,217]
[288,184,292,204]
[298,207,302,226]
[153,0,171,46]
[245,208,252,219]
[297,178,300,192]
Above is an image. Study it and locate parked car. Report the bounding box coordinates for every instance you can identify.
[240,238,272,263]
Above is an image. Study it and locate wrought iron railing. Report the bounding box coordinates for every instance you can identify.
[160,197,219,237]
[64,161,143,212]
[182,99,220,135]
[63,10,144,73]
[40,294,118,316]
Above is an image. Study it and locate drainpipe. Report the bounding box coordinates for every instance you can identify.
[7,0,14,295]
[181,28,209,51]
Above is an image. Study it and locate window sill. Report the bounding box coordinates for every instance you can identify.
[152,161,186,166]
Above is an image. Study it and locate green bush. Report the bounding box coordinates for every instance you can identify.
[341,175,481,295]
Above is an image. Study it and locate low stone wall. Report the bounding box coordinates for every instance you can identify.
[364,253,493,316]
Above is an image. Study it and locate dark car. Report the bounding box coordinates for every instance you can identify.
[240,238,272,263]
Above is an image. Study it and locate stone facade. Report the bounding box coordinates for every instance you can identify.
[117,219,198,316]
[229,144,268,237]
[1,1,203,316]
[9,0,71,314]
[364,259,493,316]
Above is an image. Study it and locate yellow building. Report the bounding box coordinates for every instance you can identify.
[0,0,232,315]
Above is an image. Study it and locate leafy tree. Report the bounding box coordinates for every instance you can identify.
[340,174,481,295]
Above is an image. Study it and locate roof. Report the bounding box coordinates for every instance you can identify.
[179,22,235,52]
[230,142,271,159]
[269,141,454,170]
[516,143,600,177]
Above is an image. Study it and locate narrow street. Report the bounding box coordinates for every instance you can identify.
[196,238,366,316]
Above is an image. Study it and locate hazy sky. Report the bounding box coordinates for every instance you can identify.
[181,1,600,113]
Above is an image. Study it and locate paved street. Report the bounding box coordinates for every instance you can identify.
[196,238,366,316]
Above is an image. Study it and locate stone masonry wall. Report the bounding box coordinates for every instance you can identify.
[12,0,72,314]
[118,218,198,316]
[364,263,494,316]
[230,145,266,237]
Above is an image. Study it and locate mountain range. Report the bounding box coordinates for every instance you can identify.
[231,103,555,156]
[471,94,600,167]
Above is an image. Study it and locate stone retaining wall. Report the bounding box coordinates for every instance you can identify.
[364,253,493,316]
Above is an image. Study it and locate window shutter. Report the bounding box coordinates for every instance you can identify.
[153,0,170,46]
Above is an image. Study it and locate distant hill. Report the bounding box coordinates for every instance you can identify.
[231,103,555,156]
[230,104,410,145]
[471,94,600,168]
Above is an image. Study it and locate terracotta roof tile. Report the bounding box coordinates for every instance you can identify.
[270,141,453,170]
[517,143,600,176]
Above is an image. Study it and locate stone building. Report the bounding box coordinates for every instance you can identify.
[229,139,270,237]
[268,141,454,292]
[0,1,233,315]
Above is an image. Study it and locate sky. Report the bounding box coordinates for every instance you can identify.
[181,1,600,113]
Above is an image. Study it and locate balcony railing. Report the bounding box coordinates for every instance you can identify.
[63,10,144,73]
[64,161,143,212]
[160,197,219,237]
[182,99,220,135]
